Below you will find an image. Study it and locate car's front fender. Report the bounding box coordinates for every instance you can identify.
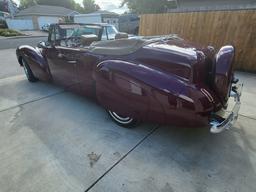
[16,45,51,81]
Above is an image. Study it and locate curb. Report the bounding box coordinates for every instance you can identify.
[0,35,47,40]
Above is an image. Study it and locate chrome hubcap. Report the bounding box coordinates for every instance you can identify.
[108,110,133,124]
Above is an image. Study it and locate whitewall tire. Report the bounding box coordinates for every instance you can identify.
[107,110,137,128]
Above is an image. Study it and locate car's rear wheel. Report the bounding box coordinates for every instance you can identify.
[107,110,137,128]
[22,58,38,82]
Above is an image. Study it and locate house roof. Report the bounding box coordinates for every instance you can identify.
[91,10,119,15]
[75,10,119,18]
[15,5,80,17]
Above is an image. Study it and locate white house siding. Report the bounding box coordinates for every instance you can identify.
[6,18,34,30]
[74,14,102,24]
[38,16,59,29]
[102,17,119,29]
[74,14,119,29]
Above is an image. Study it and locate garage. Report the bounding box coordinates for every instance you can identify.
[37,16,59,30]
[14,5,79,30]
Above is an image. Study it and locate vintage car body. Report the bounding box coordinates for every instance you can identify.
[16,23,242,133]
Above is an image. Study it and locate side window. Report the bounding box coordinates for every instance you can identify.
[101,27,107,40]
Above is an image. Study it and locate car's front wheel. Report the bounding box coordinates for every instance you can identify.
[22,58,38,82]
[107,110,137,128]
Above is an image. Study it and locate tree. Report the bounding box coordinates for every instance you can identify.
[37,0,74,9]
[71,2,85,13]
[121,0,177,14]
[19,0,37,9]
[18,0,98,13]
[83,0,100,14]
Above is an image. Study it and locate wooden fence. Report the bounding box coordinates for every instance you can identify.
[139,10,256,72]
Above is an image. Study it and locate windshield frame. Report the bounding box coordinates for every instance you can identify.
[47,23,119,47]
[48,24,104,44]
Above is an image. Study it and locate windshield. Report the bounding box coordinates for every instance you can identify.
[51,24,120,48]
[57,24,101,40]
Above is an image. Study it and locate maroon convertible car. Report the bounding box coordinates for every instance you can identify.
[16,23,242,133]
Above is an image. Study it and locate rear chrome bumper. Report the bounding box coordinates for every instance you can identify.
[210,84,243,134]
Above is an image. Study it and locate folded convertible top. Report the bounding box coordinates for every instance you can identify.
[88,39,146,55]
[88,35,181,56]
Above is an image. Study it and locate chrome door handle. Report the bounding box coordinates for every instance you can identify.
[57,53,65,58]
[67,60,77,64]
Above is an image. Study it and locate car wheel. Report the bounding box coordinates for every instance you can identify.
[22,58,38,82]
[107,110,137,128]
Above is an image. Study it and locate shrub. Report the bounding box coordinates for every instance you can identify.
[0,29,23,37]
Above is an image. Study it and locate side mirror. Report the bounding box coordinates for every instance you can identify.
[37,41,50,48]
[115,32,129,39]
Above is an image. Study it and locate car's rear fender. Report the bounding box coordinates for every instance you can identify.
[213,45,235,105]
[16,45,51,81]
[94,60,151,121]
[94,60,213,124]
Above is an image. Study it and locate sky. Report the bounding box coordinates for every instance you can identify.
[13,0,129,14]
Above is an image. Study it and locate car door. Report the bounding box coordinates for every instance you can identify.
[45,25,79,91]
[46,46,80,91]
[76,50,99,98]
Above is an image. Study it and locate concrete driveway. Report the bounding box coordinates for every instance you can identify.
[0,49,256,192]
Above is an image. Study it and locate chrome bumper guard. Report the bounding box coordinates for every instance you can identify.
[210,83,243,134]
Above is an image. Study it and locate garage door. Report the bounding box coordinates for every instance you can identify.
[38,16,59,30]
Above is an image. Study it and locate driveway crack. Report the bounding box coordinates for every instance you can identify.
[84,125,160,192]
[0,90,65,113]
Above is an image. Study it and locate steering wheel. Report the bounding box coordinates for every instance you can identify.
[64,36,81,47]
